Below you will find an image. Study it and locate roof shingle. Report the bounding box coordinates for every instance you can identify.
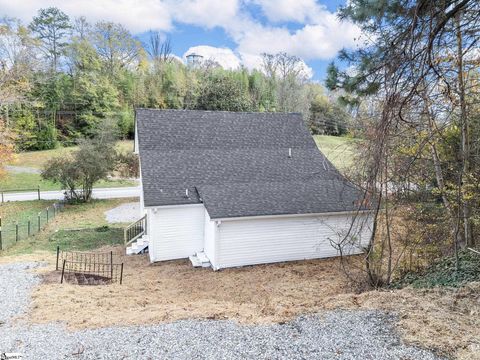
[136,109,365,218]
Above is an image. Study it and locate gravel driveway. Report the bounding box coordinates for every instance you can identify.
[0,262,445,360]
[104,202,141,223]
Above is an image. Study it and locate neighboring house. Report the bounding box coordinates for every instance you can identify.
[129,109,372,269]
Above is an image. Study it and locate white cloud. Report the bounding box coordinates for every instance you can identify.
[0,0,362,77]
[168,0,239,29]
[234,12,361,61]
[183,45,314,79]
[0,0,172,33]
[250,0,324,23]
[183,45,241,70]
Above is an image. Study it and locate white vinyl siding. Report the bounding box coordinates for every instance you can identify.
[148,204,205,262]
[215,213,372,269]
[203,210,217,267]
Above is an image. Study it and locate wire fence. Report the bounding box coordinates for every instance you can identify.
[57,247,124,285]
[0,201,65,251]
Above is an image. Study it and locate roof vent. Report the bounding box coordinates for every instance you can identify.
[288,148,292,158]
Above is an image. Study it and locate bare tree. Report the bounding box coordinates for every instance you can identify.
[146,31,173,64]
[261,52,310,115]
[0,17,38,105]
[73,16,90,40]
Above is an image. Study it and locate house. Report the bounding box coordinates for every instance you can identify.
[128,109,372,269]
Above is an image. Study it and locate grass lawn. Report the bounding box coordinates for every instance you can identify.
[314,135,358,171]
[0,198,133,255]
[1,200,55,226]
[9,140,134,169]
[0,172,136,191]
[2,140,136,191]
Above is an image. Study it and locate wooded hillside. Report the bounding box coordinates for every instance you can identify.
[0,8,350,151]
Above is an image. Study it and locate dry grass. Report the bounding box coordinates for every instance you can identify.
[26,249,352,329]
[322,283,480,359]
[0,247,475,359]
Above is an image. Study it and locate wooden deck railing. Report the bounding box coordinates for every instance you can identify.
[124,214,147,245]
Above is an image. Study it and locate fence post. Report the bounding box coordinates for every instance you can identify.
[38,213,41,231]
[110,251,113,280]
[15,222,19,242]
[0,217,2,251]
[53,204,56,217]
[60,259,66,284]
[56,246,60,271]
[37,185,41,200]
[120,263,124,285]
[28,220,31,236]
[46,208,49,223]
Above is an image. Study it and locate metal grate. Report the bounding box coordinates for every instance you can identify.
[57,247,124,285]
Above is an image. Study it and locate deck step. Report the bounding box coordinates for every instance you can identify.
[189,251,211,268]
[126,236,149,255]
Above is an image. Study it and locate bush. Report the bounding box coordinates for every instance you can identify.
[41,136,117,202]
[116,151,139,178]
[393,250,480,288]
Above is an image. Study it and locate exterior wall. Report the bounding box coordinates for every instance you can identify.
[203,210,218,267]
[147,204,205,262]
[134,120,139,154]
[215,212,372,269]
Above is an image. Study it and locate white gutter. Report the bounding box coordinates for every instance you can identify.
[211,209,374,222]
[144,203,204,210]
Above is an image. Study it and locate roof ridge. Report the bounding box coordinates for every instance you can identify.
[135,108,303,116]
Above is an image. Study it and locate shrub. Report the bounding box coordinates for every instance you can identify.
[116,151,139,178]
[41,136,117,202]
[392,250,480,288]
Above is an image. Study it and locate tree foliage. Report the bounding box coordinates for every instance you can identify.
[0,120,15,178]
[328,0,480,287]
[29,7,71,72]
[0,7,348,146]
[41,135,117,202]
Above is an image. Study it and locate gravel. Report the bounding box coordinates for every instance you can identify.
[0,262,446,360]
[104,202,141,224]
[0,262,42,323]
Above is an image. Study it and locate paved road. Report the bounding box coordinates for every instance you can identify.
[4,165,41,174]
[1,187,141,202]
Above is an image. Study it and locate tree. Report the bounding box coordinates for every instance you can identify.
[328,0,480,286]
[0,120,14,178]
[41,134,117,202]
[195,70,252,111]
[0,17,37,105]
[73,16,90,40]
[146,31,173,65]
[262,52,310,115]
[309,95,349,136]
[29,7,71,72]
[92,21,141,74]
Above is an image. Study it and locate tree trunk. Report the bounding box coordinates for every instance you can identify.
[422,89,461,248]
[455,12,473,247]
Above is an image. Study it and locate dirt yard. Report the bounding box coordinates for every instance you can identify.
[0,248,475,359]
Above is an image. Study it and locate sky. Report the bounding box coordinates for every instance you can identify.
[0,0,360,81]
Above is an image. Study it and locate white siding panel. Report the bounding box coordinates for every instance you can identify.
[148,205,205,262]
[203,210,217,267]
[216,213,372,269]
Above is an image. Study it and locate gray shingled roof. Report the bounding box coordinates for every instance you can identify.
[136,109,366,219]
